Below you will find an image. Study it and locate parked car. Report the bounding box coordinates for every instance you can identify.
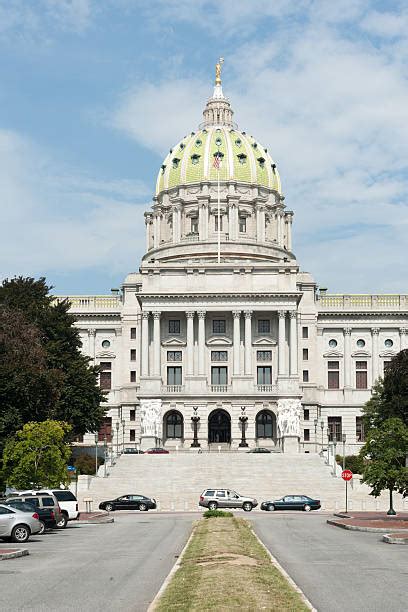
[123,448,144,454]
[0,503,41,543]
[199,489,258,511]
[145,448,169,454]
[260,495,321,512]
[99,494,156,512]
[4,499,57,533]
[17,489,79,523]
[7,493,67,528]
[247,448,271,453]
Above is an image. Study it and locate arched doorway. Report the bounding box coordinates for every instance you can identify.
[208,409,231,443]
[163,410,184,440]
[255,410,275,440]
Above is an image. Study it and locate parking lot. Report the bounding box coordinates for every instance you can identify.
[1,513,194,612]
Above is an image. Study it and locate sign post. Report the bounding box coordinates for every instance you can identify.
[341,469,353,513]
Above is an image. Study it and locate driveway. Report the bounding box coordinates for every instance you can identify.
[251,513,408,612]
[1,513,194,612]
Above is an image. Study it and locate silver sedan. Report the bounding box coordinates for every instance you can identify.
[0,503,42,543]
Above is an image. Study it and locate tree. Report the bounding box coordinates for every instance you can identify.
[0,277,106,450]
[360,418,408,514]
[73,453,104,475]
[363,350,408,429]
[3,420,72,489]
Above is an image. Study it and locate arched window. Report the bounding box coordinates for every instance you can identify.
[256,410,274,439]
[165,411,183,439]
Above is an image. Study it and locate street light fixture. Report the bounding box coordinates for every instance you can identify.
[110,430,115,466]
[239,407,248,448]
[122,420,125,454]
[115,421,119,457]
[103,434,107,478]
[314,418,318,453]
[332,435,337,477]
[342,433,346,472]
[320,419,325,450]
[191,407,200,448]
[94,432,99,476]
[325,427,330,465]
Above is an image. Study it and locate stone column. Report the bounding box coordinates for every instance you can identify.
[88,328,96,361]
[343,327,352,388]
[289,310,298,376]
[285,212,293,251]
[186,311,195,375]
[145,214,152,251]
[172,207,178,243]
[177,207,182,241]
[197,310,206,376]
[244,310,253,375]
[276,212,282,246]
[233,311,241,375]
[399,327,407,351]
[371,327,380,384]
[228,204,235,240]
[141,312,149,377]
[278,310,287,376]
[153,312,161,377]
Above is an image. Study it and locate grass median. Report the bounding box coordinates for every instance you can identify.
[154,516,309,611]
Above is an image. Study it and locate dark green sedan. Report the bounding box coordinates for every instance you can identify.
[261,495,321,512]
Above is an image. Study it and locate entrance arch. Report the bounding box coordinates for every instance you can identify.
[163,410,184,440]
[208,409,231,444]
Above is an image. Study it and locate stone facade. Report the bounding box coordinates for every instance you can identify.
[61,71,408,454]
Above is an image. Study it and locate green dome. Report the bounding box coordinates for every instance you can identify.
[155,126,281,196]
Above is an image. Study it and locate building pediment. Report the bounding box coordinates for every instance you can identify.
[95,351,116,359]
[351,350,371,358]
[206,336,232,346]
[253,337,277,346]
[162,337,187,346]
[323,350,343,358]
[379,349,397,358]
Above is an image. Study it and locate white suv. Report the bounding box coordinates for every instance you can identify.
[19,489,79,522]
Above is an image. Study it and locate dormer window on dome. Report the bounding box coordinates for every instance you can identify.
[257,157,266,168]
[215,136,222,146]
[252,142,258,149]
[235,138,242,147]
[271,163,277,172]
[172,157,180,169]
[195,139,202,147]
[191,154,201,165]
[161,164,166,174]
[213,151,224,160]
[179,143,185,150]
[237,153,247,164]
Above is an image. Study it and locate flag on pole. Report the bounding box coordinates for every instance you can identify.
[213,154,222,169]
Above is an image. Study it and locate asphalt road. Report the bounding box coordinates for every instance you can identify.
[251,513,408,612]
[0,513,194,612]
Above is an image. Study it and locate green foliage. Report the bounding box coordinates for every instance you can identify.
[203,509,233,518]
[359,418,408,498]
[73,453,104,475]
[3,420,72,489]
[0,277,106,454]
[335,454,365,474]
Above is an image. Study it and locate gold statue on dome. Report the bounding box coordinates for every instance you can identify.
[215,57,224,85]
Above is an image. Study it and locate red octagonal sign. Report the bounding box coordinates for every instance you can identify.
[342,469,353,481]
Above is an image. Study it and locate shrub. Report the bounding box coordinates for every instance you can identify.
[203,509,233,518]
[74,453,104,475]
[336,454,365,474]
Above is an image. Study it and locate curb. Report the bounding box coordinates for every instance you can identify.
[0,548,29,560]
[250,526,316,612]
[77,517,114,525]
[327,520,393,533]
[147,524,196,611]
[383,533,408,545]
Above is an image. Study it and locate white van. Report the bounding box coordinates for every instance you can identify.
[19,489,79,522]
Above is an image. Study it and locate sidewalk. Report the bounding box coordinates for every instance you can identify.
[327,511,408,543]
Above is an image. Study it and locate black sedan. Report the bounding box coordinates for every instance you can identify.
[99,494,156,512]
[261,495,321,512]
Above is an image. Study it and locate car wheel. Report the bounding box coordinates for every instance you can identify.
[303,504,311,512]
[38,521,46,535]
[11,524,30,543]
[105,503,114,512]
[208,501,218,511]
[243,502,253,512]
[139,503,147,511]
[56,514,67,529]
[268,504,275,512]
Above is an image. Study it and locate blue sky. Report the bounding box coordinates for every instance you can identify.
[1,0,408,294]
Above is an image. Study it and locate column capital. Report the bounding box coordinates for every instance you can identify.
[278,310,287,319]
[232,310,241,319]
[197,310,206,319]
[371,327,380,335]
[289,310,297,319]
[152,311,161,320]
[186,311,195,319]
[244,310,253,319]
[344,327,352,336]
[399,327,407,335]
[88,328,96,336]
[141,311,150,320]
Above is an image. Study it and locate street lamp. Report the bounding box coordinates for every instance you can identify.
[342,433,346,471]
[191,407,200,448]
[320,419,325,450]
[122,419,125,454]
[314,418,318,453]
[115,421,119,456]
[94,432,99,476]
[332,435,337,477]
[239,407,248,448]
[103,434,107,478]
[325,427,330,465]
[110,430,115,466]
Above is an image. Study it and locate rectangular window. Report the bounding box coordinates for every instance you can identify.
[383,360,392,374]
[302,326,309,339]
[215,215,223,231]
[130,349,136,361]
[258,319,270,334]
[211,366,227,385]
[328,416,342,442]
[167,350,182,361]
[328,360,339,389]
[130,371,136,383]
[130,409,135,421]
[303,370,309,382]
[130,327,136,339]
[99,362,111,390]
[356,416,365,442]
[257,350,272,361]
[191,217,198,233]
[167,366,182,385]
[130,429,136,442]
[213,319,226,334]
[239,217,246,233]
[211,351,228,361]
[98,417,112,442]
[169,320,180,334]
[257,366,272,385]
[356,361,367,389]
[304,429,310,442]
[303,348,309,360]
[303,409,310,421]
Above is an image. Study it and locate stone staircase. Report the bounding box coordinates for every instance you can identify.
[76,452,407,513]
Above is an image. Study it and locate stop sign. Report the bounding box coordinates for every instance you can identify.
[342,469,353,481]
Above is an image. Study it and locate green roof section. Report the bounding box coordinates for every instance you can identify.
[185,131,209,184]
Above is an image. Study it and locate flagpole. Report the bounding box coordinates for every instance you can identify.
[217,163,221,264]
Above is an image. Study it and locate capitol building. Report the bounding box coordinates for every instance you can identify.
[63,65,408,455]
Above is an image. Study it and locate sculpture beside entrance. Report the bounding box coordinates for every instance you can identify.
[277,398,302,453]
[140,399,162,448]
